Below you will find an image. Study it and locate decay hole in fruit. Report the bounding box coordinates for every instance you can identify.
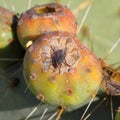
[38,35,82,74]
[34,7,56,14]
[33,3,63,15]
[51,49,65,68]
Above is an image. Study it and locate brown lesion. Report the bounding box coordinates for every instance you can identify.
[51,49,65,68]
[27,3,63,17]
[66,87,73,96]
[34,6,56,14]
[39,35,82,74]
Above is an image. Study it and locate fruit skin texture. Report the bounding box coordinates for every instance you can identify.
[23,31,102,111]
[17,3,77,49]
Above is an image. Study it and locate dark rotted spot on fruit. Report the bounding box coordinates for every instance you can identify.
[37,93,45,102]
[25,3,65,19]
[66,88,73,96]
[34,7,55,14]
[52,49,65,68]
[33,3,63,15]
[29,73,36,80]
[68,68,74,73]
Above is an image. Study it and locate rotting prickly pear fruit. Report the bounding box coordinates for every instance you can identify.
[17,3,77,49]
[23,31,102,111]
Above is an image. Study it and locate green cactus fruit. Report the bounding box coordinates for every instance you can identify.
[23,31,102,111]
[0,6,25,67]
[17,3,77,49]
[0,6,15,49]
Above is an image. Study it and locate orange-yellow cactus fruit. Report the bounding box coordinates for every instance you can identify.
[17,3,77,49]
[23,31,102,111]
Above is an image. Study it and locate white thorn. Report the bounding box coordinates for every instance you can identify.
[83,97,107,120]
[48,111,58,120]
[24,82,31,93]
[28,0,32,9]
[25,107,38,120]
[77,0,93,34]
[25,102,41,120]
[104,37,120,60]
[11,4,16,11]
[40,108,48,120]
[108,37,120,55]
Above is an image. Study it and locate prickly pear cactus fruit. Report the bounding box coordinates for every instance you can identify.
[0,6,24,63]
[23,31,102,111]
[0,6,15,49]
[17,3,77,49]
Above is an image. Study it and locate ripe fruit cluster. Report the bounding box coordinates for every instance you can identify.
[0,2,102,113]
[1,2,120,120]
[17,3,102,111]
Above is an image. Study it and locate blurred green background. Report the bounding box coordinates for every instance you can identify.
[0,0,120,120]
